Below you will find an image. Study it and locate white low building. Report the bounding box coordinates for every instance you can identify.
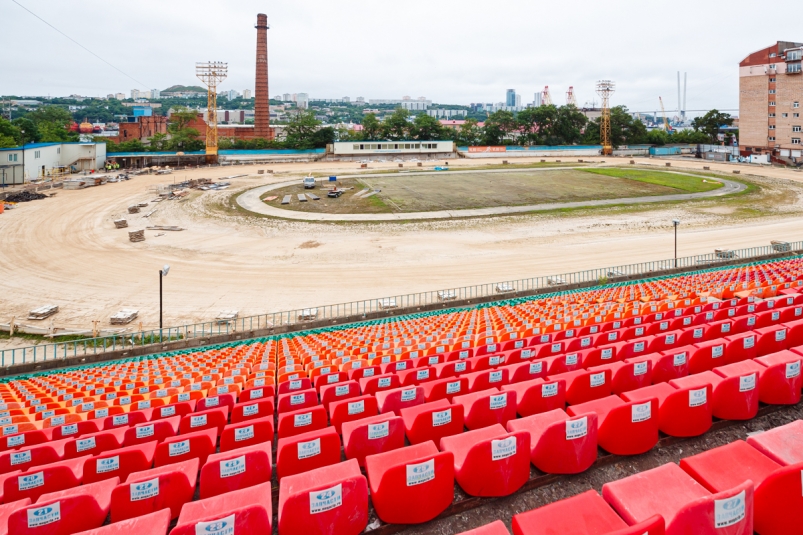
[326,140,455,161]
[0,142,107,185]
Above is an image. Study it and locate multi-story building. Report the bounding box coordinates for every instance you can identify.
[506,89,516,107]
[739,40,803,160]
[243,89,252,99]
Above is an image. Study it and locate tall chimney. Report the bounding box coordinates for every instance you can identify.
[254,14,271,140]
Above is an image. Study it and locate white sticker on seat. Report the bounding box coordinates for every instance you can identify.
[243,404,260,417]
[714,490,746,528]
[169,440,190,457]
[590,372,606,387]
[566,416,588,440]
[294,413,312,427]
[298,438,321,459]
[632,401,652,423]
[786,361,801,379]
[161,406,176,417]
[712,345,724,358]
[490,393,507,410]
[310,483,342,514]
[368,421,389,440]
[432,409,452,427]
[446,381,461,394]
[194,514,235,535]
[130,477,159,501]
[739,374,756,392]
[566,354,579,366]
[489,371,503,383]
[19,471,44,491]
[136,425,155,439]
[689,388,708,407]
[77,436,96,452]
[542,382,558,398]
[406,458,435,486]
[491,437,517,461]
[11,450,31,466]
[348,400,365,415]
[378,378,391,388]
[673,352,687,367]
[220,455,246,478]
[27,502,61,528]
[401,388,417,402]
[454,362,467,373]
[97,455,120,473]
[633,362,648,376]
[234,425,254,442]
[190,415,207,428]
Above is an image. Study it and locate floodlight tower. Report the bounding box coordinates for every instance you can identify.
[196,61,228,163]
[596,80,616,156]
[566,86,577,106]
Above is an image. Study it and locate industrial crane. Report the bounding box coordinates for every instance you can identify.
[659,97,673,133]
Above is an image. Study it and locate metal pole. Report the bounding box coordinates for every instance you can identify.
[159,270,163,329]
[675,225,678,267]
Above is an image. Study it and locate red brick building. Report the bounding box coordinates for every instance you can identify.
[739,41,803,160]
[113,116,168,143]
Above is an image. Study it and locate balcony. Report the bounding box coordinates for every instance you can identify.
[788,64,802,74]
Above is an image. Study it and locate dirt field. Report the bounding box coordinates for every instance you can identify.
[2,155,803,345]
[264,168,721,214]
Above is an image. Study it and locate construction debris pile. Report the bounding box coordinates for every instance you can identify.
[4,191,47,203]
[128,230,145,242]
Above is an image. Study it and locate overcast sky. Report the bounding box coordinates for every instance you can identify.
[2,0,798,114]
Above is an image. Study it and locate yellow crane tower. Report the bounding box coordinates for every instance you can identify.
[659,96,673,133]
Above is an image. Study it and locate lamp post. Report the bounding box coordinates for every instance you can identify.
[673,219,681,268]
[20,129,25,184]
[159,264,170,329]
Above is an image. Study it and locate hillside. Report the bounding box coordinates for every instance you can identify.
[162,85,206,93]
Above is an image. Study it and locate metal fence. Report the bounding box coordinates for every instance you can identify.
[2,240,801,368]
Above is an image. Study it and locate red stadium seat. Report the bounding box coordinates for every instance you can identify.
[239,384,275,402]
[9,477,117,535]
[277,389,319,414]
[401,399,464,445]
[277,377,313,395]
[3,456,88,503]
[359,373,400,396]
[342,414,405,467]
[463,368,509,394]
[63,427,127,460]
[501,378,566,417]
[374,386,424,416]
[632,350,688,385]
[153,428,216,467]
[622,383,712,437]
[110,458,198,521]
[0,498,32,535]
[122,416,179,447]
[440,424,529,497]
[752,350,802,405]
[511,489,664,535]
[746,419,803,466]
[507,408,597,474]
[319,380,360,411]
[681,440,803,535]
[588,360,652,396]
[754,325,790,356]
[278,459,368,535]
[276,426,341,480]
[150,401,196,422]
[421,376,469,403]
[505,360,548,384]
[200,441,272,499]
[82,441,157,484]
[276,406,328,439]
[0,437,71,474]
[328,394,378,434]
[100,409,151,431]
[230,398,274,424]
[172,482,272,535]
[195,393,235,413]
[671,365,759,421]
[689,340,727,374]
[602,463,753,535]
[177,406,228,436]
[723,332,758,364]
[453,388,517,430]
[365,441,454,524]
[548,369,612,405]
[1,428,53,453]
[568,395,658,455]
[539,353,583,375]
[219,416,274,452]
[50,420,99,441]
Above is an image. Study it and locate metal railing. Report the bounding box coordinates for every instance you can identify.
[2,240,801,368]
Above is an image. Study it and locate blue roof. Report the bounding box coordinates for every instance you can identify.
[0,142,103,152]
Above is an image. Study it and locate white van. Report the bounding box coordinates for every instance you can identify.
[303,175,316,189]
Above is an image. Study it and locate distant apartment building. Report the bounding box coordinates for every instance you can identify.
[506,89,516,107]
[740,40,803,159]
[368,97,431,110]
[243,89,252,99]
[296,93,309,109]
[427,109,467,118]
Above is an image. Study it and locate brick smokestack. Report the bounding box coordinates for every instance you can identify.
[254,13,271,140]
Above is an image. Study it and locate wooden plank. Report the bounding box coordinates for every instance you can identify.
[308,193,320,201]
[298,194,307,202]
[281,195,291,205]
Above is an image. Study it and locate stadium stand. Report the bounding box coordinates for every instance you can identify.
[1,257,803,533]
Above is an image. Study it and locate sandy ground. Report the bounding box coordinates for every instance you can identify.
[2,155,803,345]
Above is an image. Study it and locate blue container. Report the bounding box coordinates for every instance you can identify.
[329,176,337,182]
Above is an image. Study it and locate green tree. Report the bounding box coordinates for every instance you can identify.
[582,106,646,149]
[310,127,336,148]
[284,110,322,149]
[148,132,169,151]
[553,105,588,145]
[691,110,734,144]
[12,117,40,144]
[0,117,20,148]
[381,108,411,140]
[166,107,203,152]
[647,128,670,146]
[410,113,444,140]
[361,113,381,139]
[454,118,483,146]
[482,110,516,145]
[515,107,541,145]
[25,105,78,142]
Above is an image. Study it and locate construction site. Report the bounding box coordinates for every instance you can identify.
[2,6,803,535]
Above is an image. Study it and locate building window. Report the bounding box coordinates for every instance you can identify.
[795,102,800,108]
[795,113,800,118]
[783,113,789,118]
[769,101,776,106]
[770,53,777,58]
[770,77,776,82]
[8,154,17,162]
[57,148,60,154]
[790,64,802,74]
[769,125,776,129]
[794,126,802,132]
[788,50,803,61]
[769,137,776,141]
[35,150,40,158]
[793,138,801,144]
[769,89,776,94]
[769,113,776,117]
[353,144,359,150]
